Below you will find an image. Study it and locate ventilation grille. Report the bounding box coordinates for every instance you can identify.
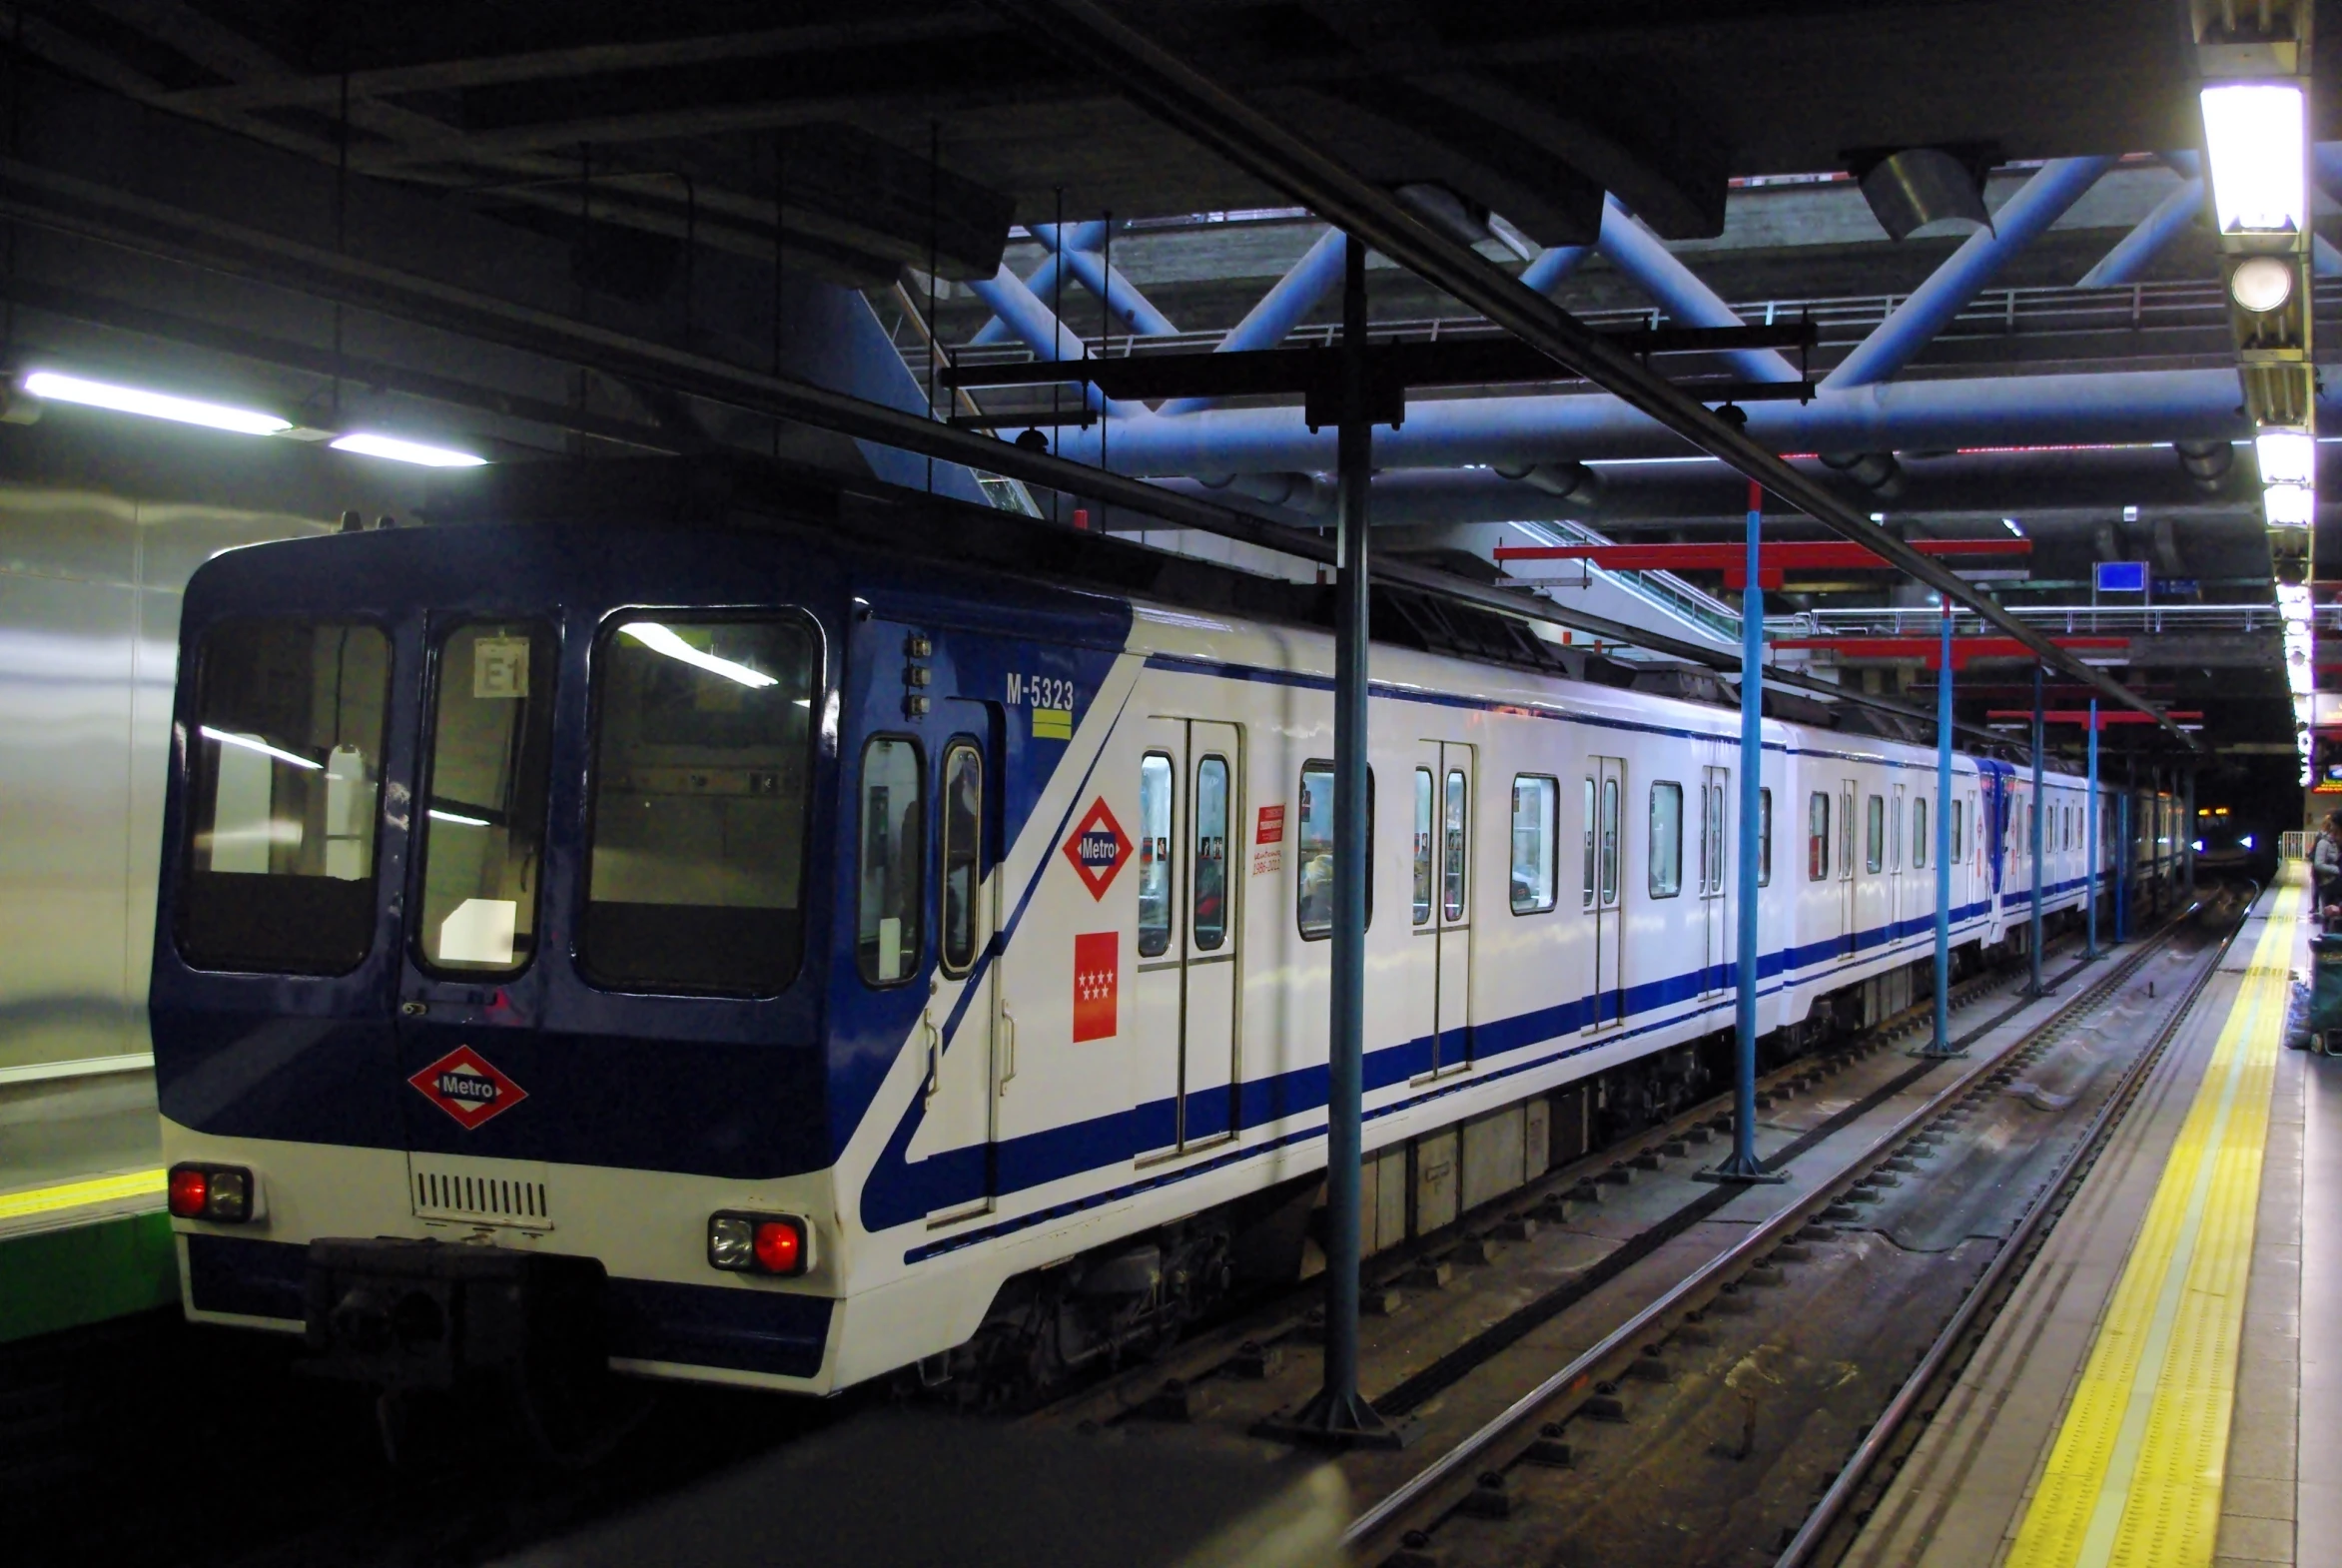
[409,1159,552,1231]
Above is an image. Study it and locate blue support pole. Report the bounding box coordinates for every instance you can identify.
[2116,790,2130,944]
[2028,664,2048,994]
[2075,176,2205,288]
[1036,223,1179,338]
[1709,476,1773,1179]
[1825,157,2114,390]
[1280,234,1400,1447]
[1521,244,1589,294]
[2085,701,2100,959]
[1920,603,1959,1056]
[1591,199,1800,384]
[970,221,1109,345]
[963,263,1148,421]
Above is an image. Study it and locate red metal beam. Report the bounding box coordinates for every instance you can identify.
[1767,635,2126,671]
[1986,709,2203,729]
[1492,538,2032,589]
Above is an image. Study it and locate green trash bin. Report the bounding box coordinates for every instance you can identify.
[2310,935,2342,1052]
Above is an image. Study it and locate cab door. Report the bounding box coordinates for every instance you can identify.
[1132,718,1243,1156]
[1837,780,1858,960]
[1413,741,1474,1074]
[1582,757,1626,1032]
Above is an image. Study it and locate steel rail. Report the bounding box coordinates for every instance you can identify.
[0,157,2014,748]
[984,0,2191,750]
[1339,903,2203,1555]
[1772,883,2253,1568]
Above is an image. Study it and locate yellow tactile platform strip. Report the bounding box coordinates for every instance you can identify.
[2005,871,2301,1568]
[0,1167,165,1226]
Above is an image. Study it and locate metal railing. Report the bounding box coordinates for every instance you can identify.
[2281,830,2311,860]
[1762,603,2336,639]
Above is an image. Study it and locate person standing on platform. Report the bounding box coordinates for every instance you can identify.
[2315,813,2342,927]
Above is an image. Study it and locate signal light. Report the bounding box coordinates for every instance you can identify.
[167,1163,254,1222]
[707,1211,810,1276]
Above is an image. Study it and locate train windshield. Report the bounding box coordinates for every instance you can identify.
[581,614,817,995]
[177,619,391,974]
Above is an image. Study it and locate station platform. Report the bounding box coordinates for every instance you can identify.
[0,1057,173,1343]
[1848,866,2328,1568]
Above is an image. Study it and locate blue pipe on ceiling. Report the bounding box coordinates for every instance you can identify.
[1589,197,1800,383]
[2075,172,2204,288]
[963,262,1148,419]
[1827,156,2114,389]
[1076,366,2254,475]
[1158,226,1349,415]
[1520,244,1588,294]
[970,220,1110,346]
[1033,223,1179,338]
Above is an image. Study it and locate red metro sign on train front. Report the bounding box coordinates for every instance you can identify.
[1062,797,1133,901]
[408,1045,529,1131]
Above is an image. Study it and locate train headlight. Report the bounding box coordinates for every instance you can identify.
[167,1163,254,1223]
[707,1211,810,1276]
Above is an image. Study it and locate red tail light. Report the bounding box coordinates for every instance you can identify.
[167,1163,254,1222]
[707,1211,811,1276]
[752,1219,802,1275]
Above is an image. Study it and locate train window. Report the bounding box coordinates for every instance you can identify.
[1914,799,1928,870]
[415,622,556,975]
[1511,775,1558,914]
[1703,781,1727,895]
[1952,799,1964,862]
[177,619,390,975]
[1600,777,1620,907]
[1442,769,1469,922]
[851,737,924,986]
[1581,778,1597,908]
[1838,788,1855,881]
[584,616,818,994]
[1866,795,1885,874]
[1759,788,1773,887]
[939,741,984,976]
[1138,753,1174,959]
[1649,782,1683,899]
[1193,756,1230,952]
[1297,762,1372,939]
[1415,769,1435,925]
[1808,792,1829,881]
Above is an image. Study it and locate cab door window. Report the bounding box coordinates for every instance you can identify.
[939,741,984,976]
[415,622,555,974]
[177,619,391,975]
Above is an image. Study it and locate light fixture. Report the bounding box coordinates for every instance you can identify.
[427,807,490,827]
[619,622,778,688]
[24,372,290,435]
[200,726,321,770]
[2257,428,2316,486]
[329,432,487,467]
[2001,517,2025,537]
[2230,253,2296,312]
[2200,82,2308,234]
[2264,482,2316,527]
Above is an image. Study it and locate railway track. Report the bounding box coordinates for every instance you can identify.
[1326,893,2240,1568]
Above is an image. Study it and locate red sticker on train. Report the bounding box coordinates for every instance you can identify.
[1256,803,1285,844]
[407,1045,528,1131]
[1073,932,1119,1042]
[1063,797,1133,900]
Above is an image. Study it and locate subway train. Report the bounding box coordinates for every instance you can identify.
[153,458,2181,1404]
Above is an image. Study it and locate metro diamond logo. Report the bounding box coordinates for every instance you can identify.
[1062,797,1134,901]
[407,1045,528,1132]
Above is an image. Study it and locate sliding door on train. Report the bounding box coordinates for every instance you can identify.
[1132,718,1243,1155]
[1837,780,1858,961]
[1413,742,1474,1075]
[1698,765,1729,996]
[1582,756,1625,1033]
[924,714,1002,1221]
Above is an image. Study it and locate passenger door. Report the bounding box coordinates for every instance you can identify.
[1132,718,1243,1156]
[1583,756,1626,1032]
[923,717,1002,1221]
[1414,742,1475,1074]
[1891,781,1907,933]
[1838,780,1858,960]
[1700,764,1729,995]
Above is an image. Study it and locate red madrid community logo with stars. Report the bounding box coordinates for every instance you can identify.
[1062,796,1133,901]
[1073,932,1119,1042]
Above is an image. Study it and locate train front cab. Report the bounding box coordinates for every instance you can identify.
[149,523,924,1394]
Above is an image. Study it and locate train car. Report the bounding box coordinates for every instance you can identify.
[154,459,2122,1405]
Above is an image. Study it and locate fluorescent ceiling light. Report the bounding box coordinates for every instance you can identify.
[2001,517,2025,537]
[2264,481,2316,527]
[427,808,490,827]
[201,726,320,769]
[2200,82,2307,234]
[2257,428,2316,486]
[329,431,487,467]
[25,372,290,435]
[619,622,778,688]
